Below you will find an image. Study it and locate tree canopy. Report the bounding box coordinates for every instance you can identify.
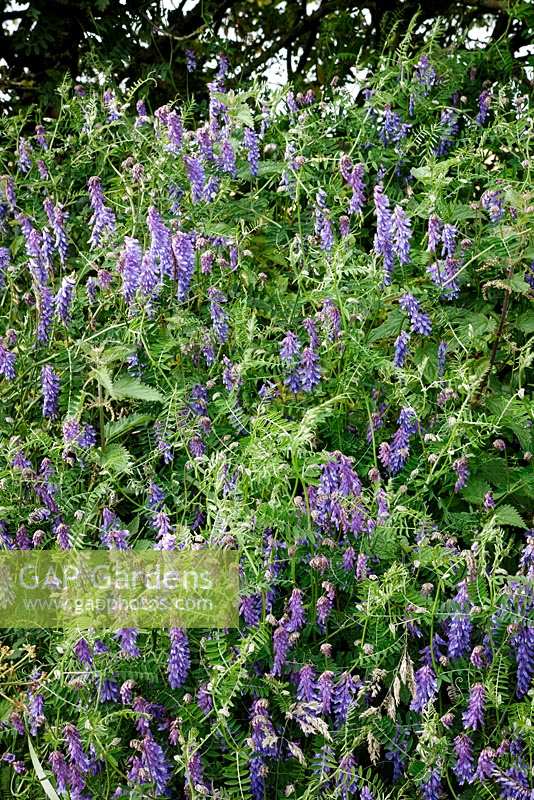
[0,0,533,112]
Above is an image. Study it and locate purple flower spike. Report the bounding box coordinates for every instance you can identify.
[0,246,9,287]
[410,664,437,712]
[88,176,116,247]
[315,192,334,252]
[287,588,306,632]
[427,214,442,252]
[280,331,300,364]
[298,346,320,392]
[116,627,140,658]
[185,49,196,72]
[74,637,93,666]
[244,127,260,176]
[453,457,469,492]
[453,734,474,785]
[166,110,183,153]
[474,747,495,781]
[399,293,432,336]
[476,90,492,125]
[511,625,534,698]
[297,664,317,702]
[462,683,485,730]
[168,627,190,688]
[120,236,142,306]
[55,275,75,325]
[173,231,196,301]
[135,99,149,127]
[184,155,206,203]
[447,580,472,659]
[140,734,170,795]
[0,339,16,381]
[49,751,69,793]
[208,287,229,343]
[441,223,457,258]
[41,365,60,419]
[53,205,68,264]
[392,205,411,265]
[373,184,394,284]
[35,124,47,149]
[249,755,267,800]
[420,768,442,800]
[18,138,32,173]
[147,206,173,279]
[64,723,91,773]
[271,624,291,676]
[393,330,410,367]
[240,594,262,627]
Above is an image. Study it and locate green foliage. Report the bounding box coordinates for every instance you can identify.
[0,37,532,800]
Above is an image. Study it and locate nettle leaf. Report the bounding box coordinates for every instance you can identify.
[504,274,532,295]
[104,413,152,441]
[516,311,534,335]
[90,366,114,395]
[111,377,164,403]
[493,504,527,528]
[101,344,134,364]
[461,478,491,504]
[97,444,133,475]
[367,310,403,342]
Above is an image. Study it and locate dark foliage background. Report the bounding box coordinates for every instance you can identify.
[0,0,533,113]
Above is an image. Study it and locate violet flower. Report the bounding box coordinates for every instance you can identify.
[147,206,173,279]
[64,723,91,773]
[41,365,60,419]
[420,768,442,800]
[399,293,432,335]
[173,232,196,301]
[249,756,267,800]
[297,664,317,702]
[473,747,496,781]
[166,110,183,154]
[511,625,534,698]
[476,90,492,125]
[427,214,442,252]
[208,287,229,343]
[35,124,47,149]
[0,339,16,381]
[271,624,291,676]
[185,49,196,72]
[410,664,437,712]
[393,331,410,367]
[88,176,116,247]
[447,580,472,659]
[280,331,300,365]
[453,734,474,785]
[298,346,320,392]
[453,457,469,492]
[441,223,457,258]
[184,155,206,203]
[244,127,260,176]
[373,184,394,284]
[392,205,411,265]
[116,628,140,658]
[462,683,485,730]
[140,734,170,795]
[55,275,75,325]
[49,751,69,793]
[168,627,190,688]
[18,138,32,173]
